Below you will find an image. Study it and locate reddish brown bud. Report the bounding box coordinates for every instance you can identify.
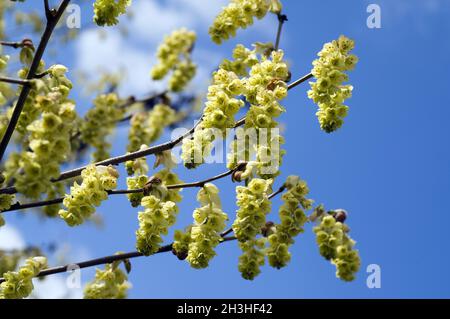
[333,209,348,223]
[21,38,34,50]
[261,221,275,237]
[232,171,243,182]
[172,248,188,261]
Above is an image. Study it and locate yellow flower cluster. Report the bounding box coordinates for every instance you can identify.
[233,178,272,241]
[125,146,150,207]
[181,127,215,169]
[238,238,266,280]
[266,176,312,269]
[172,227,192,260]
[0,256,47,299]
[182,48,288,171]
[232,178,272,279]
[169,59,197,92]
[58,165,119,226]
[134,152,182,256]
[11,65,77,199]
[220,44,258,77]
[244,50,289,129]
[81,93,125,162]
[151,28,197,92]
[84,261,130,299]
[1,247,43,278]
[313,208,361,281]
[224,50,289,179]
[186,184,228,269]
[308,35,358,133]
[127,103,176,153]
[126,149,182,207]
[93,0,131,26]
[209,0,282,44]
[136,190,178,256]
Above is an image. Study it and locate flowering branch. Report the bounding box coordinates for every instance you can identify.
[0,72,311,196]
[0,0,71,162]
[0,185,286,283]
[1,167,240,214]
[0,236,237,284]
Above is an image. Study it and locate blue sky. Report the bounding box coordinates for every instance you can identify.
[1,0,450,298]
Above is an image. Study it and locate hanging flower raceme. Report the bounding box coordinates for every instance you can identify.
[93,0,131,26]
[243,49,289,129]
[202,69,245,131]
[238,238,266,280]
[180,127,215,169]
[135,166,181,256]
[172,227,192,261]
[181,56,247,169]
[312,206,361,281]
[266,176,312,269]
[226,49,289,179]
[308,35,358,133]
[233,178,272,241]
[150,28,197,92]
[0,256,47,299]
[10,65,77,199]
[127,103,176,153]
[84,259,131,299]
[58,165,119,226]
[186,184,228,269]
[209,0,282,44]
[169,59,197,92]
[220,44,259,77]
[232,178,272,279]
[81,93,125,162]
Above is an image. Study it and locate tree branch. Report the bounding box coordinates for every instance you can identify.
[0,236,237,283]
[0,0,71,163]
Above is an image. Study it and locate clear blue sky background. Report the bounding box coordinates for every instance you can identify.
[2,0,450,298]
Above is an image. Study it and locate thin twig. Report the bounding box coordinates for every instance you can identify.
[0,77,32,86]
[0,41,23,49]
[287,73,313,90]
[274,13,288,51]
[0,0,71,163]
